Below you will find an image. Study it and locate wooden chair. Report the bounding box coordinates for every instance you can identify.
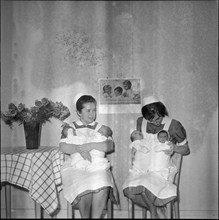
[130,153,183,219]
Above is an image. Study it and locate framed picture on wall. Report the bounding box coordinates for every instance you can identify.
[99,78,142,114]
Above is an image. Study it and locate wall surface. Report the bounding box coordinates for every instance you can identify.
[1,1,218,218]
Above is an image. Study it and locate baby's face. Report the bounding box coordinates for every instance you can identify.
[123,81,131,90]
[99,126,112,137]
[114,90,121,96]
[158,132,168,143]
[99,128,107,136]
[104,87,112,94]
[132,131,143,140]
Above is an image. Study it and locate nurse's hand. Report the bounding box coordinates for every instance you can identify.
[163,141,175,156]
[77,148,92,162]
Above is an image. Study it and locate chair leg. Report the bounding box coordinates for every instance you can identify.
[131,201,135,218]
[165,202,170,219]
[51,214,57,219]
[174,200,180,219]
[142,208,147,218]
[67,201,72,218]
[131,200,148,219]
[127,199,132,218]
[34,202,41,219]
[171,201,175,219]
[40,206,44,218]
[72,206,76,218]
[107,200,113,218]
[5,184,11,219]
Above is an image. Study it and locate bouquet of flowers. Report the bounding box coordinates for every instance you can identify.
[1,97,71,128]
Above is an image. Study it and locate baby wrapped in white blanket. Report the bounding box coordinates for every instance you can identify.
[60,125,111,171]
[130,129,174,179]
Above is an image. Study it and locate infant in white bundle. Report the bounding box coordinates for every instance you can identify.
[60,125,112,171]
[130,129,173,175]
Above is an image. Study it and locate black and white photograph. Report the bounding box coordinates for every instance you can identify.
[1,1,218,219]
[99,78,141,105]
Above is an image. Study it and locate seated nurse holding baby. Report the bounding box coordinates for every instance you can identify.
[123,95,190,218]
[59,95,119,218]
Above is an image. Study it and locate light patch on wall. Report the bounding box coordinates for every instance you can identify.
[116,12,133,24]
[51,81,89,106]
[129,119,135,125]
[129,119,137,135]
[99,104,141,114]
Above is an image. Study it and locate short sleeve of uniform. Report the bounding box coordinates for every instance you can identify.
[169,119,187,145]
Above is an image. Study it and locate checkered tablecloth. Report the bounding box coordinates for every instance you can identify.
[1,146,64,215]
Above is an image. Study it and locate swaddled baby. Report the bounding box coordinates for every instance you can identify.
[149,130,172,171]
[129,129,172,175]
[60,125,111,171]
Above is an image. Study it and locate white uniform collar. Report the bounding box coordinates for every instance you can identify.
[161,116,170,125]
[75,120,96,126]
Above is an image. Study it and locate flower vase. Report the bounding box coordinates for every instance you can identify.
[23,122,42,149]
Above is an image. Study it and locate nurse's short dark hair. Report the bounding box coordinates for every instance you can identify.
[141,102,168,120]
[76,95,97,112]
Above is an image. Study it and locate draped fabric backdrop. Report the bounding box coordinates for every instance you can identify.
[1,1,218,218]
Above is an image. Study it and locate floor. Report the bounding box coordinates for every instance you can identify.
[1,208,218,219]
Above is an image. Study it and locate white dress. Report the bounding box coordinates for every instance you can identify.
[123,117,177,200]
[60,120,115,205]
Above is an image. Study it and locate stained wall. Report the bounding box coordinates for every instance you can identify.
[1,1,218,218]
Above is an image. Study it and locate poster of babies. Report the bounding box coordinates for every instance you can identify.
[99,78,141,105]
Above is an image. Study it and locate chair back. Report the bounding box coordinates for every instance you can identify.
[171,153,183,189]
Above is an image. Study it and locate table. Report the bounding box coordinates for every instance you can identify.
[1,146,64,218]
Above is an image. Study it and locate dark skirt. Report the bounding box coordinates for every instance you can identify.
[123,185,176,207]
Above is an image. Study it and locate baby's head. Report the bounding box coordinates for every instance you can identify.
[114,86,123,96]
[130,130,144,142]
[103,84,112,94]
[123,80,132,90]
[61,123,76,138]
[98,125,113,138]
[157,130,169,143]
